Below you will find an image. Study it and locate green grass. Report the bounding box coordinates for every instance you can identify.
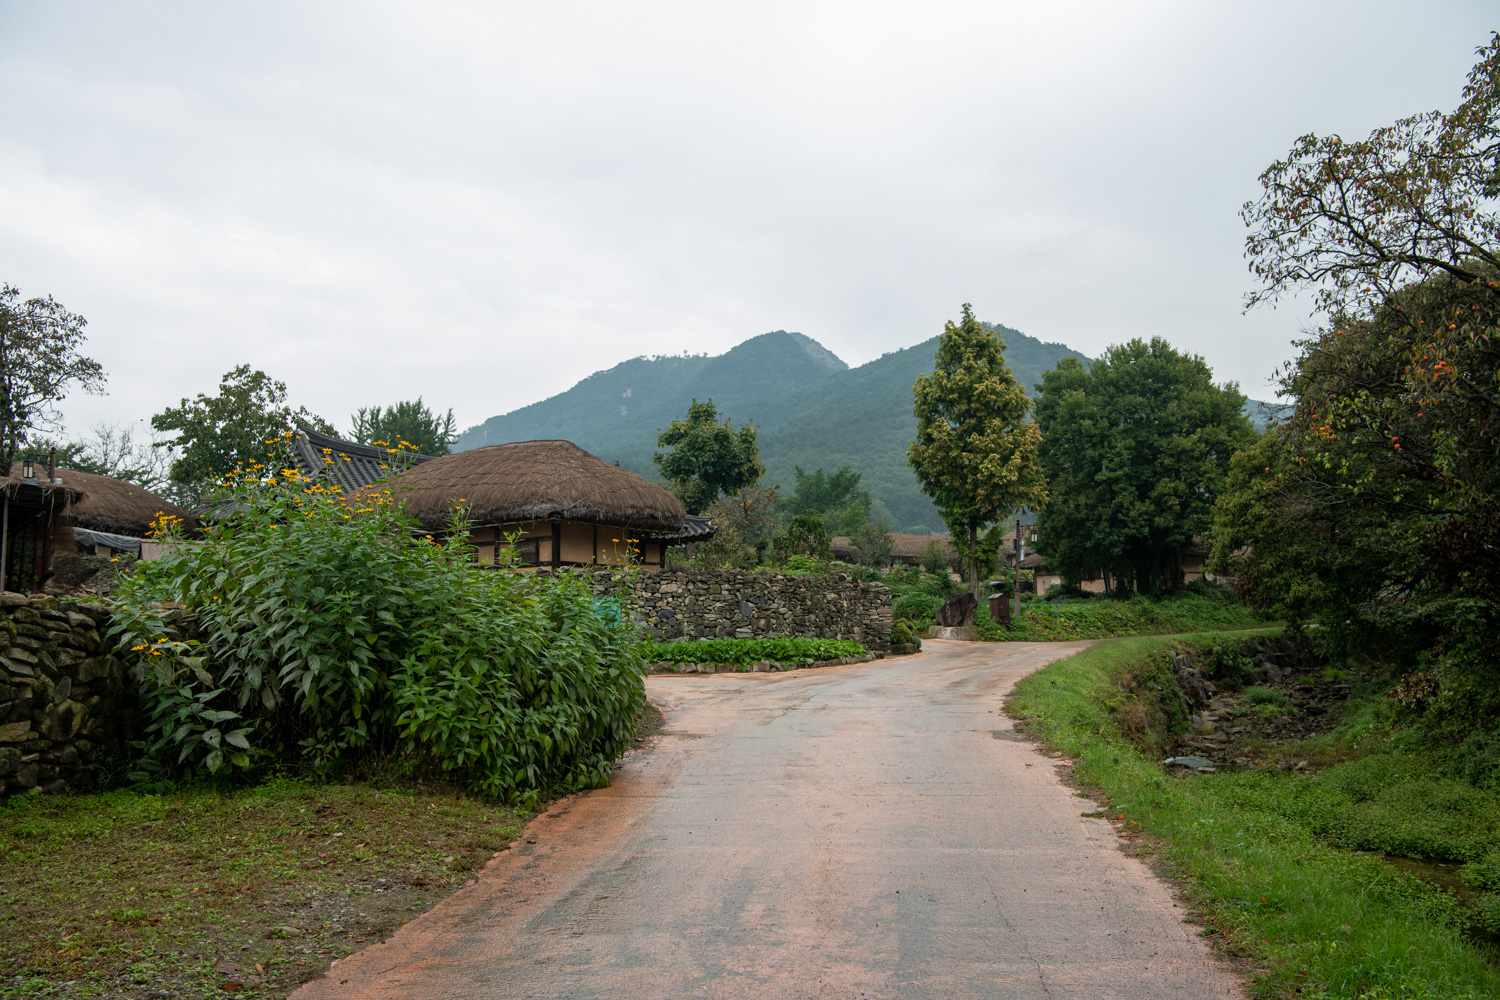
[1007,635,1500,1000]
[977,591,1268,640]
[640,637,866,668]
[0,779,524,998]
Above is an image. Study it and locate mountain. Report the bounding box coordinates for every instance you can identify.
[454,324,1090,532]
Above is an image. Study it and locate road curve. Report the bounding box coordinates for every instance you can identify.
[298,640,1244,999]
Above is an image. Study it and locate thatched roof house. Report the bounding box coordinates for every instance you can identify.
[4,462,196,565]
[1,469,81,592]
[394,440,708,570]
[830,532,956,568]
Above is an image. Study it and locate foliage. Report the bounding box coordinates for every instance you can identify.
[708,482,780,545]
[1241,33,1500,318]
[771,511,830,565]
[653,398,764,515]
[1008,636,1500,1000]
[112,469,645,804]
[0,282,106,469]
[919,537,951,575]
[1211,268,1500,667]
[848,519,895,567]
[351,397,458,456]
[909,304,1047,599]
[782,464,865,517]
[640,637,865,667]
[150,365,333,501]
[1034,340,1256,595]
[971,589,1264,641]
[889,620,914,645]
[678,522,758,571]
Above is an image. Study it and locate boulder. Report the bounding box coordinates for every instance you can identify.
[936,592,978,627]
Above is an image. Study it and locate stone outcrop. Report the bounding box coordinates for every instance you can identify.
[936,592,977,627]
[586,569,892,652]
[0,592,134,797]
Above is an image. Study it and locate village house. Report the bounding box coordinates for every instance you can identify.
[290,426,712,571]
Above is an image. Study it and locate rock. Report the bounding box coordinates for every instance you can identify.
[0,747,20,775]
[53,677,72,704]
[4,647,37,665]
[9,760,38,789]
[1163,755,1217,770]
[0,593,27,607]
[935,592,978,627]
[0,721,31,742]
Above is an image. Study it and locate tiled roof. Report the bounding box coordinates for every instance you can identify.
[291,424,434,494]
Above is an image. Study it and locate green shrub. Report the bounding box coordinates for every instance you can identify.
[974,591,1266,641]
[113,472,644,804]
[1462,850,1500,890]
[1476,893,1500,934]
[1244,685,1291,707]
[890,620,913,645]
[891,591,943,626]
[640,637,865,666]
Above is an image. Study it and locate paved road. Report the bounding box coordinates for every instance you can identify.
[300,640,1244,999]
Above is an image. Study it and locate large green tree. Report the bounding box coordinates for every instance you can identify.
[152,366,332,499]
[908,304,1047,601]
[1035,340,1254,596]
[1221,32,1500,688]
[653,399,764,515]
[0,284,105,469]
[350,398,457,457]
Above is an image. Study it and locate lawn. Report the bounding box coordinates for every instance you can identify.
[0,779,525,999]
[1006,634,1500,1000]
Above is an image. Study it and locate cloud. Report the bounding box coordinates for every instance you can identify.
[0,0,1491,436]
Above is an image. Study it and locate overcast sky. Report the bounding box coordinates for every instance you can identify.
[1,2,1493,441]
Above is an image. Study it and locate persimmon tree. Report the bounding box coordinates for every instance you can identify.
[908,304,1046,601]
[0,283,105,469]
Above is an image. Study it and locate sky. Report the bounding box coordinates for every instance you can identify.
[1,1,1494,443]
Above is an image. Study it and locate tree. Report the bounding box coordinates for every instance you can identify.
[1036,340,1254,596]
[350,398,457,457]
[783,465,866,517]
[1212,270,1500,662]
[772,512,830,564]
[849,520,895,568]
[59,422,174,494]
[0,284,105,469]
[1242,33,1500,319]
[908,304,1047,601]
[708,483,780,546]
[1225,31,1500,685]
[653,399,764,515]
[151,366,332,499]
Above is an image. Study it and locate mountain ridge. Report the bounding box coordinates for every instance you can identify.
[454,324,1091,530]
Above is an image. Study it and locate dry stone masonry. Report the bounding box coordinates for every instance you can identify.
[0,593,133,797]
[586,569,893,651]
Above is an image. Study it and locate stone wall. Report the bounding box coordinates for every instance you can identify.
[586,569,892,651]
[0,593,133,796]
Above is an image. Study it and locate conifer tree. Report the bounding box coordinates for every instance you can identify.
[908,304,1047,601]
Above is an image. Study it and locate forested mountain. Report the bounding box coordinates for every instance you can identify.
[454,324,1090,531]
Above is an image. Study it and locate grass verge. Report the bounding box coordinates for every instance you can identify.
[1006,634,1500,1000]
[978,592,1268,641]
[0,779,525,999]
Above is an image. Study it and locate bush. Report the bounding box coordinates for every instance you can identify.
[1042,582,1094,601]
[640,637,865,667]
[113,472,645,804]
[890,620,913,645]
[891,591,943,627]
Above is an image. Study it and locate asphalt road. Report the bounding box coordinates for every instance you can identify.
[298,640,1244,999]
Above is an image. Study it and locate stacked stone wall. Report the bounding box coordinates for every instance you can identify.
[0,593,133,796]
[586,569,892,651]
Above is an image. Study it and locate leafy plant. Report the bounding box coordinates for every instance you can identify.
[640,637,864,667]
[112,467,644,803]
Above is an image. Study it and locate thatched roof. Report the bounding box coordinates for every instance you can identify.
[393,440,687,534]
[831,533,955,562]
[7,463,196,536]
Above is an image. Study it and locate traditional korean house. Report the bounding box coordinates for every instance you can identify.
[394,440,710,570]
[288,426,712,570]
[0,461,80,593]
[3,461,198,590]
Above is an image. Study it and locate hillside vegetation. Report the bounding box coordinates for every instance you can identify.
[454,324,1090,530]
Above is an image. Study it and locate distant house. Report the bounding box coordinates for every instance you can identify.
[3,462,195,591]
[830,532,956,569]
[289,426,712,571]
[999,523,1213,595]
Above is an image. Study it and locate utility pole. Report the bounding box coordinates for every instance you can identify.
[1013,517,1022,623]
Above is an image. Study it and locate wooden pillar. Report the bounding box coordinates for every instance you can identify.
[551,516,561,570]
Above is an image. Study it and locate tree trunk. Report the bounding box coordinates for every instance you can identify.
[968,521,980,602]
